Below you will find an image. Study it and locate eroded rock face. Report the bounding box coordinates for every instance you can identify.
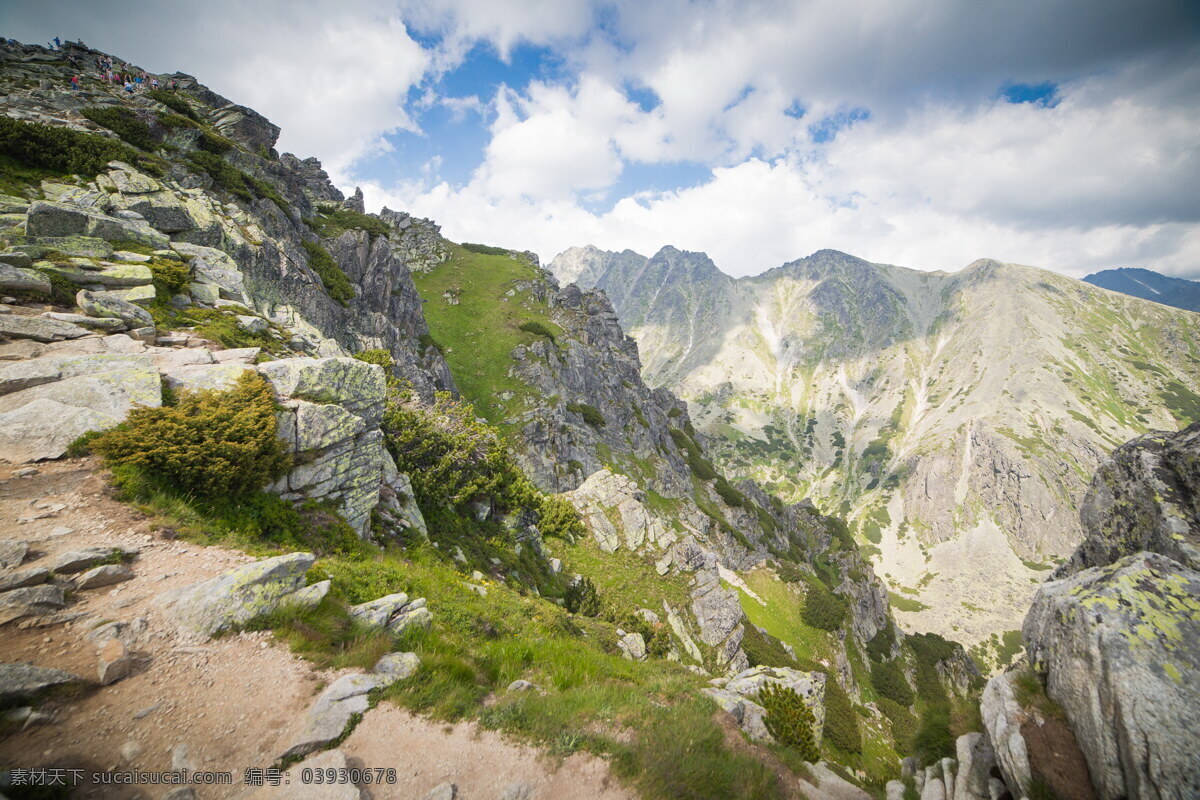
[1059,423,1200,577]
[1023,552,1200,800]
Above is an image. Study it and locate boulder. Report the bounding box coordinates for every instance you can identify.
[171,242,248,303]
[373,651,420,681]
[691,568,749,674]
[0,662,84,703]
[25,200,170,248]
[258,358,386,422]
[0,360,61,397]
[98,638,132,685]
[0,314,91,342]
[0,585,66,625]
[281,674,385,760]
[420,784,457,800]
[887,780,906,800]
[0,538,28,568]
[980,672,1032,797]
[236,315,268,334]
[1023,552,1200,800]
[77,289,153,328]
[0,567,49,592]
[0,252,34,269]
[0,263,51,295]
[703,665,826,743]
[74,564,135,590]
[158,553,321,640]
[244,749,364,800]
[347,592,432,635]
[0,399,122,463]
[41,312,127,331]
[954,732,997,800]
[50,547,123,574]
[161,363,251,393]
[500,783,534,800]
[1060,422,1200,576]
[13,236,113,260]
[618,631,647,661]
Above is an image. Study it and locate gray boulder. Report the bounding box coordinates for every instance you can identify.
[980,672,1032,798]
[51,547,123,574]
[74,563,135,590]
[0,662,84,703]
[281,673,385,760]
[25,200,169,248]
[158,552,322,640]
[77,289,154,328]
[0,567,49,591]
[954,732,997,800]
[0,263,51,295]
[258,358,386,422]
[1058,422,1200,577]
[0,538,27,568]
[0,314,91,343]
[702,665,826,743]
[618,631,647,661]
[372,651,420,680]
[1024,552,1200,800]
[0,585,66,625]
[347,592,432,635]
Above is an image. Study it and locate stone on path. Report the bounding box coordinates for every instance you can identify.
[280,673,386,761]
[74,563,134,590]
[0,662,84,703]
[98,638,132,685]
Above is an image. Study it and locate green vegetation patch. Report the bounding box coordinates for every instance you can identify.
[1160,380,1200,425]
[0,115,148,177]
[566,401,606,429]
[80,106,156,151]
[146,88,201,121]
[301,240,355,305]
[308,205,391,239]
[186,150,287,210]
[757,683,819,761]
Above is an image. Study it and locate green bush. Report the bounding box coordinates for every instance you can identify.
[0,115,140,176]
[668,428,719,481]
[301,240,355,305]
[146,88,200,121]
[564,576,601,616]
[713,476,745,508]
[518,320,557,345]
[80,106,156,151]
[756,683,819,761]
[197,129,234,154]
[741,623,793,668]
[156,111,199,130]
[877,696,917,752]
[310,207,390,239]
[869,658,915,707]
[187,150,253,200]
[801,581,847,631]
[353,348,394,371]
[91,371,290,498]
[566,402,606,429]
[461,242,510,256]
[147,256,191,295]
[913,706,954,765]
[867,618,896,662]
[775,560,806,583]
[822,677,862,754]
[537,494,586,541]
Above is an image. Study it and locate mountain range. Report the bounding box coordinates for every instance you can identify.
[1083,266,1200,312]
[550,245,1200,646]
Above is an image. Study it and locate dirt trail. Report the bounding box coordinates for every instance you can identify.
[0,460,635,800]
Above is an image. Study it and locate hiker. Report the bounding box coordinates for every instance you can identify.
[70,74,78,90]
[124,80,134,94]
[151,76,159,89]
[53,36,60,49]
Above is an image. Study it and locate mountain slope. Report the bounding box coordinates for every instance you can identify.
[1083,266,1200,312]
[551,245,1200,645]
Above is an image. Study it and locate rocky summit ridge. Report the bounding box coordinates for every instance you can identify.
[550,244,1200,651]
[0,36,1196,800]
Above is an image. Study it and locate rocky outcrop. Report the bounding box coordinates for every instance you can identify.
[1024,552,1200,800]
[347,592,432,635]
[565,468,675,553]
[0,663,85,703]
[157,552,327,640]
[1059,422,1200,577]
[702,665,826,742]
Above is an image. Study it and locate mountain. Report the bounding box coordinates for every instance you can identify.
[1082,266,1200,312]
[550,245,1200,647]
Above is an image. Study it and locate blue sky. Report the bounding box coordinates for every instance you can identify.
[3,0,1199,278]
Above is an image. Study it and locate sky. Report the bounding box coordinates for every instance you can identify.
[4,1,1200,279]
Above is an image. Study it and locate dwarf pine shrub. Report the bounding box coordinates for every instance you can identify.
[91,371,289,498]
[757,682,819,761]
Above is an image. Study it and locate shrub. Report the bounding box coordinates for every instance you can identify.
[741,623,793,668]
[353,348,394,371]
[877,696,917,751]
[80,106,156,151]
[155,111,198,130]
[536,494,585,541]
[822,678,862,754]
[566,402,606,429]
[913,706,954,765]
[756,683,819,761]
[0,115,140,175]
[461,242,510,256]
[301,240,355,305]
[669,428,718,481]
[867,618,896,662]
[197,129,234,154]
[147,256,191,295]
[801,581,847,632]
[775,560,806,583]
[713,476,745,508]
[310,207,390,239]
[564,576,601,616]
[187,150,252,200]
[869,658,915,707]
[146,88,200,121]
[518,320,557,344]
[90,371,290,498]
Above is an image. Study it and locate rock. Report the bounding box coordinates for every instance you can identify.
[0,584,66,624]
[347,592,408,628]
[1024,552,1200,800]
[98,638,132,685]
[420,783,457,800]
[162,788,198,800]
[618,631,647,661]
[507,679,538,693]
[188,281,220,305]
[0,263,51,295]
[0,662,84,703]
[0,314,91,342]
[373,651,420,680]
[0,252,34,269]
[378,456,428,538]
[42,311,127,331]
[921,770,946,800]
[499,782,534,800]
[550,558,562,573]
[887,780,905,800]
[635,607,660,624]
[77,289,153,328]
[245,749,363,800]
[0,566,49,591]
[703,665,826,743]
[954,733,997,800]
[986,778,1007,800]
[942,758,956,800]
[691,567,749,674]
[288,580,331,607]
[171,243,248,303]
[236,315,268,334]
[158,552,318,640]
[111,250,152,263]
[980,672,1032,798]
[0,538,28,568]
[213,347,261,363]
[39,262,153,289]
[51,547,123,574]
[25,200,170,248]
[161,363,251,393]
[0,400,122,463]
[258,358,386,421]
[100,284,157,306]
[281,673,385,760]
[74,564,135,590]
[1060,422,1200,576]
